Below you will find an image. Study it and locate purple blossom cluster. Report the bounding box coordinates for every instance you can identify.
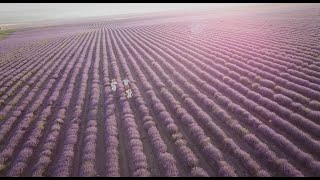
[1,12,320,177]
[122,27,276,176]
[110,31,178,176]
[113,29,216,176]
[100,30,120,177]
[0,37,63,98]
[79,31,100,177]
[30,33,91,176]
[0,112,35,172]
[139,26,320,175]
[124,26,316,176]
[153,22,320,110]
[115,29,239,176]
[52,32,93,177]
[0,36,74,110]
[0,34,85,145]
[106,30,151,177]
[145,26,320,140]
[6,106,51,176]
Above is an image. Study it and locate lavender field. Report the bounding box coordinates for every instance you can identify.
[0,4,320,177]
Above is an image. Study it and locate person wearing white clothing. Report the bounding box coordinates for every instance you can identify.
[123,77,130,90]
[111,79,117,92]
[126,89,133,99]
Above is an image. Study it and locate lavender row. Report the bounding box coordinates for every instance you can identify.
[117,29,239,176]
[123,27,299,176]
[148,28,320,131]
[101,28,120,176]
[113,29,186,176]
[117,28,272,176]
[79,30,100,177]
[140,26,320,132]
[117,29,268,176]
[151,24,320,88]
[106,29,151,177]
[2,33,88,176]
[139,25,320,155]
[190,20,320,66]
[125,26,309,176]
[215,32,320,81]
[30,32,94,176]
[0,39,52,74]
[0,37,72,109]
[129,26,320,175]
[53,32,95,177]
[0,34,83,143]
[146,24,320,105]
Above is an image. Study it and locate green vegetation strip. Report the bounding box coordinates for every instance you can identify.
[0,29,15,40]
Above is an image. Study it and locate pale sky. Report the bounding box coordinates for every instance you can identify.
[1,3,314,25]
[0,3,250,24]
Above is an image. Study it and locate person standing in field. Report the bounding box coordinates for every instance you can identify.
[123,77,130,90]
[123,77,134,99]
[111,79,117,92]
[126,88,133,99]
